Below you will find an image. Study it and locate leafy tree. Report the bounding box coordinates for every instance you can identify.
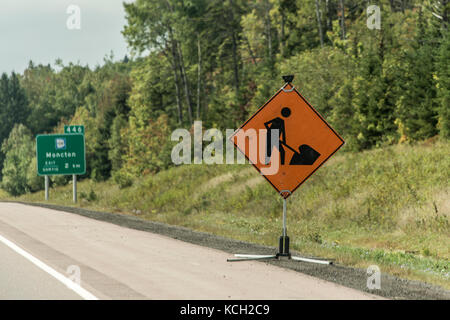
[120,114,173,177]
[1,124,36,196]
[329,79,357,147]
[108,114,128,173]
[22,62,90,135]
[279,46,354,117]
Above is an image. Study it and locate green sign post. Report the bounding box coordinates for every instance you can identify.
[36,133,86,202]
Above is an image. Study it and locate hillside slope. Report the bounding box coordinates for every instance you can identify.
[3,140,449,289]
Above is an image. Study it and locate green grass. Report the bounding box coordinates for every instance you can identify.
[3,139,449,289]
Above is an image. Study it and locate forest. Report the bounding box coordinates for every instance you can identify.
[0,0,448,196]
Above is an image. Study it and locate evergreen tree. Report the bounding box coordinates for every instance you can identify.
[352,39,397,150]
[396,9,439,141]
[0,72,29,177]
[436,29,450,138]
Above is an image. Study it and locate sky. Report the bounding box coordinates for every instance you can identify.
[0,0,133,74]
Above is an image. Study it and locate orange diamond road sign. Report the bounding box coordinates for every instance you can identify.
[231,82,344,199]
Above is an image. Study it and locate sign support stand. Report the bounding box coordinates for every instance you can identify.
[279,190,291,257]
[73,175,77,203]
[227,190,332,265]
[45,175,49,201]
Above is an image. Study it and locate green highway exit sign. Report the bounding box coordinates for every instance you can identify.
[64,125,84,134]
[36,134,86,176]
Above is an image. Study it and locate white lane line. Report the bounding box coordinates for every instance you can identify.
[0,233,98,300]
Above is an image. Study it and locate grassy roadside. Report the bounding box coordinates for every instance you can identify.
[2,139,449,290]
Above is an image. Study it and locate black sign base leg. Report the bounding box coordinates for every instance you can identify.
[227,190,332,265]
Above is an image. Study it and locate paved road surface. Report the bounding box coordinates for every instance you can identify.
[0,240,81,299]
[0,202,382,300]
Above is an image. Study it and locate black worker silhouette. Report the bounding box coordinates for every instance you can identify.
[264,107,290,165]
[264,107,321,166]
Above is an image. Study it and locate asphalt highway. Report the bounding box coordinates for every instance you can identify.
[0,239,81,299]
[0,202,382,300]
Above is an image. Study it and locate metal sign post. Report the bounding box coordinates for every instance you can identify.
[65,126,83,204]
[45,175,49,201]
[279,190,291,257]
[73,175,77,203]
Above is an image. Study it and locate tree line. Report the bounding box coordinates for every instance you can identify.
[0,0,448,195]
